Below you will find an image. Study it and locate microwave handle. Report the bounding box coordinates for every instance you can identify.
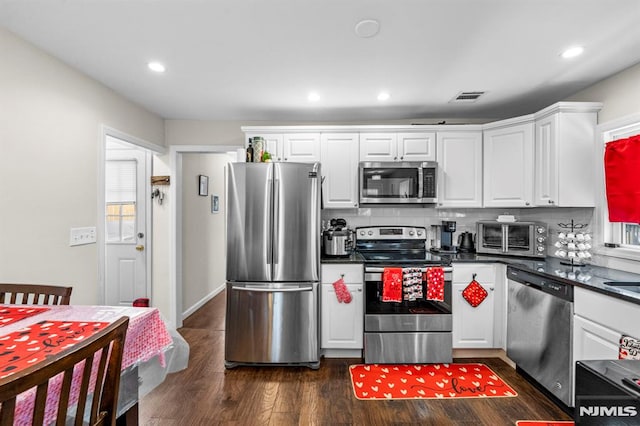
[417,167,424,199]
[502,224,508,253]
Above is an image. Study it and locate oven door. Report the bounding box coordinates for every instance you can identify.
[504,223,535,257]
[363,266,453,364]
[359,162,423,204]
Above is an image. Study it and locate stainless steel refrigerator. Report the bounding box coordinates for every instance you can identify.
[224,161,321,369]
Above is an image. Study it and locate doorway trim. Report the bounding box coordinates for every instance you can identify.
[98,125,164,305]
[169,145,243,328]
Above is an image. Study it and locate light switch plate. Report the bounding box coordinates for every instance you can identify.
[69,227,97,246]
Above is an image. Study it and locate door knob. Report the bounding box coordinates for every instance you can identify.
[136,245,145,251]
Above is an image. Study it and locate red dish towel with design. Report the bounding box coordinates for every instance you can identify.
[333,277,352,304]
[604,134,640,223]
[0,306,49,327]
[426,267,444,301]
[382,268,403,302]
[462,279,488,307]
[0,320,109,379]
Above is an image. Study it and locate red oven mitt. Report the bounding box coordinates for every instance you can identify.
[462,276,488,307]
[332,277,352,304]
[426,267,444,301]
[382,268,403,302]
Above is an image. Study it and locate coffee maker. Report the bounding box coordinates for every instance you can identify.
[440,220,457,253]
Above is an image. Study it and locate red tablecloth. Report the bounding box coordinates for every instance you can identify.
[0,305,174,425]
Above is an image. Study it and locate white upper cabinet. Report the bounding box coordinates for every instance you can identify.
[397,132,436,162]
[320,133,360,209]
[283,133,321,162]
[360,132,435,162]
[436,131,483,208]
[483,119,535,207]
[534,103,601,207]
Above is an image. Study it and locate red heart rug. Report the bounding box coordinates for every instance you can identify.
[349,363,518,400]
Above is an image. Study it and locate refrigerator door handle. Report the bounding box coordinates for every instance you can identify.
[273,178,280,265]
[267,178,273,265]
[231,285,313,293]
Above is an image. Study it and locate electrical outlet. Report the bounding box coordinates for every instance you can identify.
[69,227,97,246]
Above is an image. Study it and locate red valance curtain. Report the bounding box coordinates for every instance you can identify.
[604,134,640,223]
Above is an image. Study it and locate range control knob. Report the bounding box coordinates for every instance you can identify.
[417,230,423,236]
[368,230,373,236]
[359,231,365,236]
[409,230,415,236]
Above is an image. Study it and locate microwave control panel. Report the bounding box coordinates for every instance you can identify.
[422,167,436,198]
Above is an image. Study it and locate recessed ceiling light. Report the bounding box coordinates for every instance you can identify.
[377,92,390,101]
[148,61,166,73]
[308,92,320,102]
[355,19,380,38]
[561,46,584,59]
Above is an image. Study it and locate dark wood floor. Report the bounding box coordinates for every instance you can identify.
[140,292,572,425]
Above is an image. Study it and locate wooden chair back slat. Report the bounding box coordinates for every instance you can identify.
[0,317,129,426]
[0,283,72,305]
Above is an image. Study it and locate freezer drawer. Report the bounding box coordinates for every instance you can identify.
[225,282,319,368]
[364,332,453,364]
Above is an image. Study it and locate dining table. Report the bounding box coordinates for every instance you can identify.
[0,304,189,425]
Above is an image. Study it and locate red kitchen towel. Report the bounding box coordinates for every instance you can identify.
[462,279,488,307]
[426,267,444,301]
[333,277,352,304]
[604,134,640,223]
[382,268,403,302]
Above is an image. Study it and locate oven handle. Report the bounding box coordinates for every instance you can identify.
[364,266,453,273]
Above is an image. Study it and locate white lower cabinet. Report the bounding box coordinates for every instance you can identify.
[320,264,363,356]
[573,315,621,361]
[452,264,501,348]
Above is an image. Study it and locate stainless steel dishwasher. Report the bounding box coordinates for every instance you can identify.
[507,266,574,407]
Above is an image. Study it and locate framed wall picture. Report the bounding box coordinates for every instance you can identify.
[211,195,220,213]
[198,175,209,196]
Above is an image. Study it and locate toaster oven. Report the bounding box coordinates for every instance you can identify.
[476,221,548,258]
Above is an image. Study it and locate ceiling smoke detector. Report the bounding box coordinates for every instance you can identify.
[450,91,485,103]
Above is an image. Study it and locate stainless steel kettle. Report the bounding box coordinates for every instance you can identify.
[458,232,475,252]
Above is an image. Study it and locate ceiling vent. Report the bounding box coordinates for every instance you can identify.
[451,91,485,103]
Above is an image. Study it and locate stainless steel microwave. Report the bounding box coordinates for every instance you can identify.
[476,221,548,258]
[359,161,437,204]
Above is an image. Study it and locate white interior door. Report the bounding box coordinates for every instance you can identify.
[105,139,149,306]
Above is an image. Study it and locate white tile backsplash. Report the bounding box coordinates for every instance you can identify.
[323,206,595,252]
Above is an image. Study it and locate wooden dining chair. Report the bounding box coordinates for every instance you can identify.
[0,316,129,426]
[0,283,73,305]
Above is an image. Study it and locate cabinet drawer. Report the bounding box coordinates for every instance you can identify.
[453,264,495,284]
[321,264,363,284]
[574,287,640,338]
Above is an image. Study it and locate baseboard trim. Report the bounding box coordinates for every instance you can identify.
[182,284,225,320]
[453,348,515,368]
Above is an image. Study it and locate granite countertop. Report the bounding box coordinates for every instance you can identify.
[321,251,640,305]
[450,253,640,305]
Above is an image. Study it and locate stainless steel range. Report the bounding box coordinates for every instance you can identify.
[356,226,453,364]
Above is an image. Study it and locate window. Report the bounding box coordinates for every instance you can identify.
[106,203,136,242]
[599,117,640,255]
[622,223,640,247]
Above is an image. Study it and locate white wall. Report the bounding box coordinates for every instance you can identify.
[0,28,164,305]
[567,61,640,123]
[180,153,232,315]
